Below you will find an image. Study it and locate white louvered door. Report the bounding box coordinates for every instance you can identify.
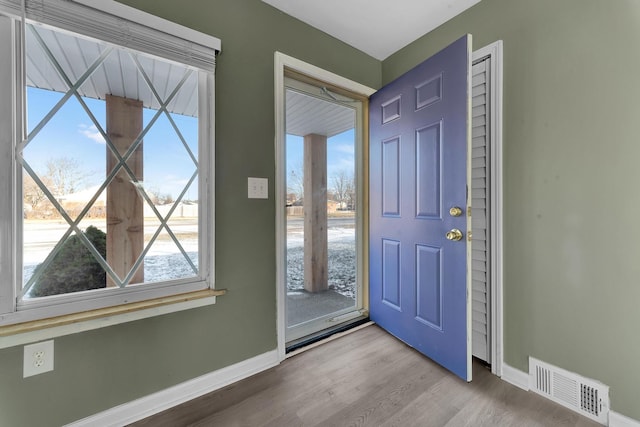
[471,57,491,363]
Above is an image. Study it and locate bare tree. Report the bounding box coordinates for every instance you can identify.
[22,158,91,218]
[287,163,304,204]
[157,193,174,205]
[345,174,356,211]
[148,186,175,205]
[331,170,355,210]
[44,157,90,196]
[23,173,48,211]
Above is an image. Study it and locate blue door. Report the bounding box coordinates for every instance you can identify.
[370,36,471,381]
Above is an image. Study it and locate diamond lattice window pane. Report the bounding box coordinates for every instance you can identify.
[144,229,198,282]
[23,96,107,222]
[23,226,108,299]
[22,22,201,298]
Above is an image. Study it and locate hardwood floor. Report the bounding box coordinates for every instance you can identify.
[131,325,600,427]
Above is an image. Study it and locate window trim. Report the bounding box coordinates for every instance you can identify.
[0,0,220,70]
[73,0,221,53]
[0,289,224,349]
[0,14,17,318]
[0,1,220,331]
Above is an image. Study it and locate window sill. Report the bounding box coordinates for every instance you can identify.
[0,289,225,349]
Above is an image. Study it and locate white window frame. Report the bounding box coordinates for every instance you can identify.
[0,0,221,333]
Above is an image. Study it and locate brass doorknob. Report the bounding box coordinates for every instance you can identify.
[449,206,463,217]
[446,229,463,241]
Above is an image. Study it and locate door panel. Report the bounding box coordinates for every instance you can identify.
[370,35,471,380]
[416,244,442,329]
[416,123,441,218]
[381,239,401,310]
[382,137,401,216]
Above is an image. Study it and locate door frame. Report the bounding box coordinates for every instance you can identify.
[472,41,504,376]
[274,45,503,375]
[274,52,375,361]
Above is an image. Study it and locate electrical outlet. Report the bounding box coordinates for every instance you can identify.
[24,340,54,378]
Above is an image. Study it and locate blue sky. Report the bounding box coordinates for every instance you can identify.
[25,87,355,201]
[25,87,199,200]
[286,129,356,191]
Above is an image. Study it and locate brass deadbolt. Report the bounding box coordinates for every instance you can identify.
[449,206,463,217]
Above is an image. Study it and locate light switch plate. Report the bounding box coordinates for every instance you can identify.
[248,177,268,199]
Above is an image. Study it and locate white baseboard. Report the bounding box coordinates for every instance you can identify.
[62,348,640,427]
[501,363,529,391]
[610,411,640,427]
[66,349,280,427]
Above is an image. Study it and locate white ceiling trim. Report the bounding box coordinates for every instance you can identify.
[262,0,480,60]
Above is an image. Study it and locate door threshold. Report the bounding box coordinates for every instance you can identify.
[286,318,372,357]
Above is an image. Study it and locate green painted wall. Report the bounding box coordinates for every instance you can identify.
[383,0,640,420]
[3,0,639,424]
[0,2,380,426]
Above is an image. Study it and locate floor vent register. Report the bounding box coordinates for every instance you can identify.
[529,357,609,425]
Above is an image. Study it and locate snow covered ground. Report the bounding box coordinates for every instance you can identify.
[22,219,199,289]
[22,217,357,299]
[287,217,357,299]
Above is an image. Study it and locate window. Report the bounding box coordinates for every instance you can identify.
[0,0,220,327]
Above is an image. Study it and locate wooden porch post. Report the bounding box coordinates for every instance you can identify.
[303,133,328,293]
[106,94,144,286]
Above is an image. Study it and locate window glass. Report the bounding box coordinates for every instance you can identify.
[21,23,200,299]
[283,76,363,343]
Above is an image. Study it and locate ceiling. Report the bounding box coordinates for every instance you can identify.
[286,88,355,138]
[27,24,198,117]
[262,0,481,60]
